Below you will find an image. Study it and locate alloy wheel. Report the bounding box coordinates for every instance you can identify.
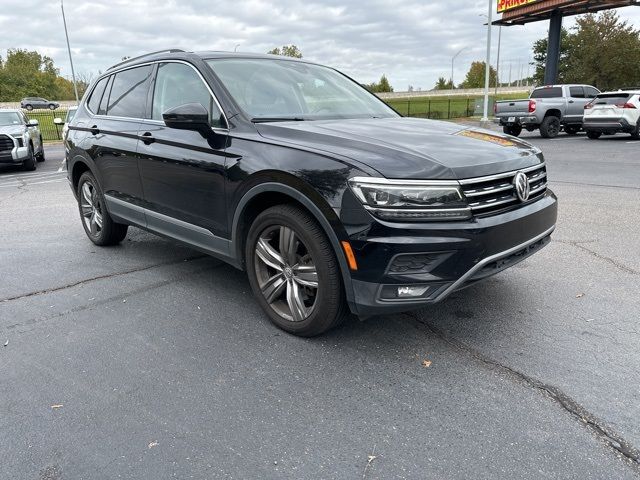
[80,181,104,236]
[254,225,319,322]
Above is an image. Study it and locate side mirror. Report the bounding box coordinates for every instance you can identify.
[53,117,64,125]
[27,119,39,127]
[162,103,210,131]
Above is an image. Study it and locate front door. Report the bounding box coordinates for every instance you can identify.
[137,61,230,253]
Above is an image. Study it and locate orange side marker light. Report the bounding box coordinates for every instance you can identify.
[341,241,358,271]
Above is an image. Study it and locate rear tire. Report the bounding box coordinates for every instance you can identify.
[245,204,348,337]
[540,116,561,138]
[631,120,640,140]
[503,125,522,137]
[77,172,128,246]
[25,104,33,111]
[586,131,602,140]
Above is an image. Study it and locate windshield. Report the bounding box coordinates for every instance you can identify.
[0,112,22,126]
[206,58,398,121]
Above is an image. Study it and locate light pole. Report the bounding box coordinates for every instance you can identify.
[481,0,493,123]
[450,48,466,90]
[61,0,79,103]
[494,24,502,96]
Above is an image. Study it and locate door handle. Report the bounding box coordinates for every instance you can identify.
[90,125,100,135]
[140,132,156,145]
[568,100,575,103]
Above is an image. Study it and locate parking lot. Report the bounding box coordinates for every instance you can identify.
[1,131,639,479]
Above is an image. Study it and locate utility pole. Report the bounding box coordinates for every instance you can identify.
[61,0,79,103]
[481,0,492,123]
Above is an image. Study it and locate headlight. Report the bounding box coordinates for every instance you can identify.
[348,177,471,221]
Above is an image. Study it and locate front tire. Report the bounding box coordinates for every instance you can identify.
[37,137,45,162]
[77,172,128,246]
[25,104,33,111]
[22,143,36,171]
[586,130,602,140]
[540,116,561,138]
[503,125,522,137]
[245,204,348,336]
[48,104,56,110]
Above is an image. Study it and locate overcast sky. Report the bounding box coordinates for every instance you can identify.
[2,0,640,91]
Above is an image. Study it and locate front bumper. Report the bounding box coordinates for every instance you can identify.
[343,191,558,316]
[0,142,30,165]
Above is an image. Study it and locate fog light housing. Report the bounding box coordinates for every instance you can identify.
[397,285,430,297]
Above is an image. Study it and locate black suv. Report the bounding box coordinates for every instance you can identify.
[66,50,557,336]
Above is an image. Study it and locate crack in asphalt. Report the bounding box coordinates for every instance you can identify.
[2,263,223,334]
[555,239,639,275]
[0,178,28,205]
[406,312,640,470]
[0,254,207,304]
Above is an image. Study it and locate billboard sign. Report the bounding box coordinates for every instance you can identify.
[497,0,541,12]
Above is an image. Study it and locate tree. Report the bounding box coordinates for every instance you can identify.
[0,48,84,101]
[459,61,497,89]
[267,45,303,58]
[434,77,453,90]
[531,12,640,90]
[366,74,394,93]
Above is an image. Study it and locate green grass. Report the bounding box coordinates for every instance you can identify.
[24,108,69,142]
[383,92,526,118]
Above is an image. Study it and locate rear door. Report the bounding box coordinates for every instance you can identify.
[137,61,230,248]
[566,86,590,122]
[84,65,153,225]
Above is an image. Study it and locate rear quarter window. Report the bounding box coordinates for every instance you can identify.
[87,77,109,114]
[531,87,563,99]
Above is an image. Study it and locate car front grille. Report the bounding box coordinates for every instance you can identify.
[0,134,15,152]
[460,163,547,216]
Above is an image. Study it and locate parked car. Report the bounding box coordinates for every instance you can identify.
[583,90,640,139]
[0,109,45,170]
[66,50,557,336]
[54,106,78,140]
[20,97,60,111]
[494,84,600,138]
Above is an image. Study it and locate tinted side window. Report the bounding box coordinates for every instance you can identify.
[152,62,225,128]
[584,87,599,99]
[106,65,153,118]
[530,87,563,99]
[569,87,584,98]
[98,76,114,115]
[87,77,109,113]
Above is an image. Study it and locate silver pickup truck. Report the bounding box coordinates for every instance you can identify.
[494,84,600,138]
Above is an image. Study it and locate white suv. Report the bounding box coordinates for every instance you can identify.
[583,90,640,139]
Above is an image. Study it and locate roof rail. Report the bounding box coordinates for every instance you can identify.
[107,49,186,71]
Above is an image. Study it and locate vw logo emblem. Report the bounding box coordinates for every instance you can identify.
[513,171,530,202]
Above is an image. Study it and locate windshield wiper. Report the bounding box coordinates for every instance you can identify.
[251,117,306,123]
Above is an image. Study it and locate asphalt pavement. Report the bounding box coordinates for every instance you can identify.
[1,132,639,479]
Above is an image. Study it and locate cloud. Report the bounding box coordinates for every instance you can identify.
[2,0,639,90]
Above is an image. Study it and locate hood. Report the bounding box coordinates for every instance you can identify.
[256,117,542,180]
[0,125,26,137]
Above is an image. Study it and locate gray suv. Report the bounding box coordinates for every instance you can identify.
[20,97,60,111]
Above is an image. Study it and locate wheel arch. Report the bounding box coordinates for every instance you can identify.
[231,182,356,307]
[544,109,562,119]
